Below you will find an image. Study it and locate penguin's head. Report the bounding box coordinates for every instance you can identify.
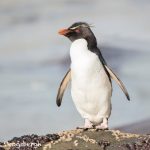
[58,22,97,47]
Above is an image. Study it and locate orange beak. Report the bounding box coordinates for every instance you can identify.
[58,28,71,36]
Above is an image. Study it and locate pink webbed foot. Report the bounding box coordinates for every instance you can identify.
[95,118,109,130]
[76,118,94,130]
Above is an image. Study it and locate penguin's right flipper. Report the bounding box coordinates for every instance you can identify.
[104,65,130,101]
[56,69,71,107]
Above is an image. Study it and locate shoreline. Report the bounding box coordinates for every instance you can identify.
[114,119,150,135]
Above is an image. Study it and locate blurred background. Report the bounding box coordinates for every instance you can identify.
[0,0,150,141]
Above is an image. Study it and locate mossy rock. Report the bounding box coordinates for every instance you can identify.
[1,129,150,150]
[38,129,150,150]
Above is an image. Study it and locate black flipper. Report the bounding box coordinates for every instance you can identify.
[56,69,71,106]
[94,47,130,101]
[104,65,130,101]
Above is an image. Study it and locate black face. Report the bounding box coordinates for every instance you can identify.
[58,22,97,48]
[67,22,91,41]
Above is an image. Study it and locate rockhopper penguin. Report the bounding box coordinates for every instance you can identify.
[56,22,130,129]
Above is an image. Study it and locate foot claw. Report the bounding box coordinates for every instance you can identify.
[76,127,93,131]
[95,127,109,131]
[95,124,108,130]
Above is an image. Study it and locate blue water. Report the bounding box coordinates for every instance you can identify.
[0,0,150,141]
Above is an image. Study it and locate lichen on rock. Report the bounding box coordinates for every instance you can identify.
[1,129,150,150]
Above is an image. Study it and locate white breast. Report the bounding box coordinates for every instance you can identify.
[70,39,112,124]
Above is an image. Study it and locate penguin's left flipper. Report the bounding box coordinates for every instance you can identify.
[56,69,71,107]
[104,65,130,101]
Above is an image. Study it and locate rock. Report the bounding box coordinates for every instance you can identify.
[38,129,150,150]
[0,134,59,150]
[1,129,150,150]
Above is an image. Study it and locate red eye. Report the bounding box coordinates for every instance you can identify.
[75,29,80,33]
